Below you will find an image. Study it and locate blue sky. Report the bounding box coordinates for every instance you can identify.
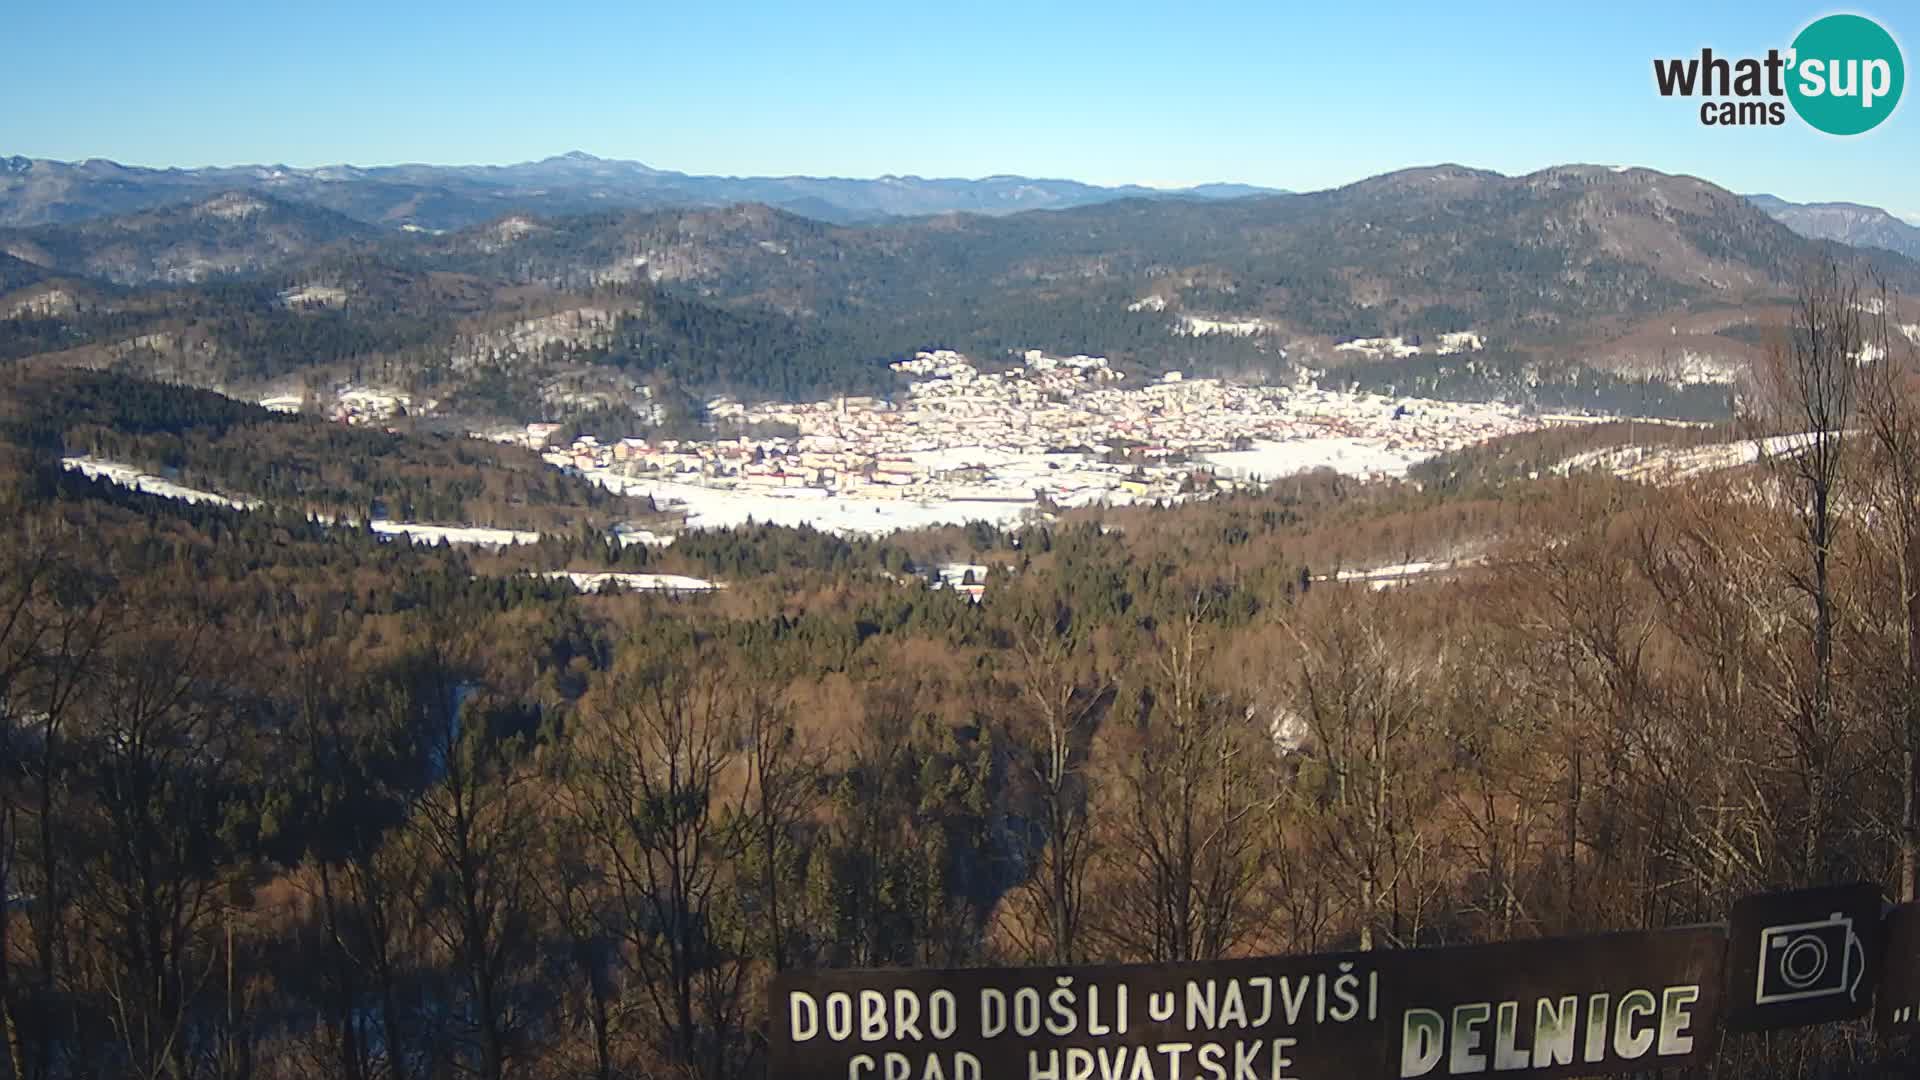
[7,1,1915,217]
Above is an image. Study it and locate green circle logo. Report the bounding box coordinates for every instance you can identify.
[1787,13,1905,135]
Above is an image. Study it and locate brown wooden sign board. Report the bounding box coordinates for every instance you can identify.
[1388,926,1726,1079]
[1877,901,1920,1033]
[1725,881,1883,1031]
[769,925,1725,1080]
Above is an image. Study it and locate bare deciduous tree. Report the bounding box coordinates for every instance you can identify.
[564,639,751,1079]
[1858,277,1920,899]
[399,639,541,1080]
[1285,594,1431,950]
[0,516,120,1080]
[1759,259,1863,883]
[1001,602,1110,965]
[70,608,245,1080]
[1096,599,1271,962]
[739,672,818,977]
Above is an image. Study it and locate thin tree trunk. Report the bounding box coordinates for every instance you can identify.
[317,861,366,1080]
[589,948,613,1080]
[1,805,23,1080]
[1565,745,1581,930]
[1903,540,1920,901]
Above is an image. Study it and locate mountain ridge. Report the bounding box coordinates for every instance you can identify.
[5,161,1915,428]
[1744,192,1920,261]
[0,151,1287,231]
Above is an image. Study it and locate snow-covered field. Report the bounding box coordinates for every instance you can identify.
[1334,336,1423,360]
[1336,560,1451,581]
[612,525,675,547]
[1333,560,1460,591]
[62,457,258,510]
[586,434,1445,537]
[1175,314,1271,337]
[1199,437,1431,480]
[278,284,347,308]
[541,571,720,593]
[593,475,1044,535]
[369,521,541,547]
[1557,433,1821,483]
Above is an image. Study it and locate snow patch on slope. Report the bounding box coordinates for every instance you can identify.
[8,288,75,317]
[1556,433,1824,483]
[279,284,347,307]
[62,457,259,509]
[197,194,268,220]
[369,521,540,547]
[1611,350,1743,385]
[541,571,720,593]
[64,458,549,547]
[1199,437,1429,480]
[1176,314,1270,336]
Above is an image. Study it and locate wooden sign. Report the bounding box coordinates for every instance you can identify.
[770,926,1726,1079]
[1725,881,1883,1031]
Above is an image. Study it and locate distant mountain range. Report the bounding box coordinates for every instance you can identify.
[0,151,1284,231]
[11,151,1920,270]
[6,158,1916,430]
[1744,193,1920,261]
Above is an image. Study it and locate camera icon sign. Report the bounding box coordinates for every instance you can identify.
[1755,913,1867,1006]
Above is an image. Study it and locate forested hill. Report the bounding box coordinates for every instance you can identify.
[0,366,648,531]
[0,249,48,292]
[0,191,377,285]
[408,164,1915,338]
[3,163,1917,423]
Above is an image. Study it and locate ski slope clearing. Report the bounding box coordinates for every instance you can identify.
[1337,560,1453,587]
[540,571,721,593]
[62,457,544,546]
[369,521,541,547]
[1199,437,1431,480]
[62,457,258,510]
[1556,433,1822,484]
[1315,558,1484,591]
[590,475,1046,535]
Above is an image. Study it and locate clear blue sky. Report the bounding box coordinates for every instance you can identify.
[6,0,1915,217]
